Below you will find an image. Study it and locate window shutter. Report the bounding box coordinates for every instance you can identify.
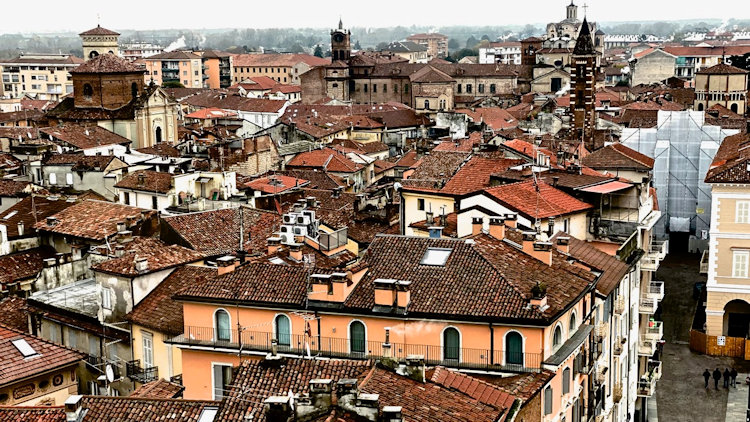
[544,386,553,414]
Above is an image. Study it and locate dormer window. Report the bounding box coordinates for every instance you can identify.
[421,248,452,266]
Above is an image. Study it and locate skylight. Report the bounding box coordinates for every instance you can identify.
[2,211,17,220]
[197,407,218,422]
[420,248,452,266]
[11,338,38,357]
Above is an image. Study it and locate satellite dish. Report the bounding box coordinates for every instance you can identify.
[105,364,115,383]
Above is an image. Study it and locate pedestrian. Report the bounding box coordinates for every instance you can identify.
[731,368,738,388]
[713,368,722,389]
[703,369,711,388]
[724,368,731,388]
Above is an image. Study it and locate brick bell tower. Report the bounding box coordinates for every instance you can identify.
[570,17,597,151]
[330,18,351,62]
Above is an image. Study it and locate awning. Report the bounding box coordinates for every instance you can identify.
[544,324,593,367]
[196,177,212,184]
[579,181,632,194]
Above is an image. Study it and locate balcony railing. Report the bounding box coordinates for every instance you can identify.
[644,321,663,341]
[637,360,662,397]
[639,297,658,314]
[167,326,543,373]
[126,360,159,384]
[638,336,657,357]
[614,297,625,315]
[594,322,608,343]
[647,281,664,302]
[642,241,668,272]
[613,337,624,356]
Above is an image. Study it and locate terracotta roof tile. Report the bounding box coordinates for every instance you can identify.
[0,324,84,386]
[40,125,131,150]
[92,237,204,277]
[582,143,654,171]
[706,133,750,183]
[126,266,215,335]
[0,406,65,421]
[440,157,524,195]
[696,63,750,75]
[245,175,309,194]
[286,148,364,173]
[79,25,120,36]
[551,232,629,295]
[114,170,173,194]
[0,297,30,333]
[70,54,142,74]
[0,247,56,290]
[162,207,281,257]
[135,143,181,157]
[129,379,185,399]
[0,180,33,197]
[77,396,218,421]
[483,180,593,220]
[232,53,330,68]
[34,200,155,241]
[456,108,518,131]
[181,92,287,113]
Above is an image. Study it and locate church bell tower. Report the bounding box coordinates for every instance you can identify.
[330,19,351,62]
[570,17,597,151]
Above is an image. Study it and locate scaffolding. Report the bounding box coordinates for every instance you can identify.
[621,111,739,235]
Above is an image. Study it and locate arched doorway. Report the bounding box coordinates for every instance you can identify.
[505,331,523,365]
[697,103,704,111]
[155,127,162,144]
[349,320,366,355]
[724,299,750,337]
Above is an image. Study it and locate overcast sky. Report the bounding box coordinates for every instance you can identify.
[2,0,750,34]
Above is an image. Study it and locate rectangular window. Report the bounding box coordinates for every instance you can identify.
[490,84,496,93]
[417,198,425,211]
[733,251,749,278]
[457,84,462,94]
[142,331,154,368]
[478,84,485,93]
[102,288,112,310]
[737,201,750,223]
[373,84,377,93]
[212,364,233,400]
[66,173,73,185]
[562,367,570,394]
[544,386,553,414]
[152,196,158,210]
[364,84,368,93]
[123,192,130,205]
[466,84,472,93]
[49,172,57,185]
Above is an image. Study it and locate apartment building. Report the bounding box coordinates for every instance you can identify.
[0,54,84,101]
[479,42,523,65]
[231,53,330,85]
[406,33,449,58]
[197,50,233,89]
[143,51,203,88]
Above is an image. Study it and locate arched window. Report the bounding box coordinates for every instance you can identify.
[443,327,460,361]
[155,127,162,144]
[89,50,99,59]
[131,82,138,100]
[505,331,523,365]
[214,309,231,342]
[274,314,291,347]
[423,100,430,110]
[349,320,366,355]
[569,312,577,335]
[731,103,739,114]
[553,324,563,350]
[698,103,704,111]
[562,367,571,394]
[82,83,93,100]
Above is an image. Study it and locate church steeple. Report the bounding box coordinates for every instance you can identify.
[573,17,595,55]
[566,0,578,20]
[338,17,343,30]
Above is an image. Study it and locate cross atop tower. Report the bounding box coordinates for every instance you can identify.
[582,2,588,17]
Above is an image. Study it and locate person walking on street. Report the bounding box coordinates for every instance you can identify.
[723,368,731,388]
[703,369,711,388]
[731,368,738,388]
[713,368,722,389]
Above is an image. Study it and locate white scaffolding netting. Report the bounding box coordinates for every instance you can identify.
[621,111,739,235]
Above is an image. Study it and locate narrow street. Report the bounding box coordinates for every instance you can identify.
[655,249,734,422]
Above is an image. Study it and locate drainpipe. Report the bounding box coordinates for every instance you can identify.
[489,323,494,365]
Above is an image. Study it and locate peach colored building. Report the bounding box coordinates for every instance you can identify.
[168,216,600,422]
[143,51,203,88]
[231,53,330,85]
[196,50,233,89]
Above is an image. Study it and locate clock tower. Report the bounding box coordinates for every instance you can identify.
[330,19,351,62]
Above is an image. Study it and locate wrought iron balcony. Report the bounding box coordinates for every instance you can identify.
[167,326,543,373]
[126,360,159,384]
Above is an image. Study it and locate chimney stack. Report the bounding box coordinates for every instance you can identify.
[521,231,554,266]
[404,354,426,382]
[504,213,517,228]
[556,236,570,254]
[374,279,397,307]
[264,396,293,422]
[396,280,411,308]
[530,282,548,310]
[382,406,404,422]
[46,216,58,227]
[64,395,83,422]
[471,217,483,235]
[267,237,281,255]
[216,255,236,275]
[17,221,24,236]
[289,243,303,261]
[137,172,146,187]
[425,210,434,225]
[134,257,149,272]
[488,216,506,240]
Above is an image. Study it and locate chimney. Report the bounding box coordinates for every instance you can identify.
[382,406,404,422]
[425,210,434,225]
[530,282,548,311]
[396,280,411,308]
[267,237,281,254]
[428,226,443,238]
[115,245,125,258]
[117,230,133,243]
[488,216,506,240]
[332,186,343,198]
[236,250,247,265]
[471,217,483,235]
[46,216,58,227]
[521,231,554,266]
[289,243,303,261]
[216,255,236,275]
[556,236,570,254]
[137,172,146,187]
[547,216,555,236]
[404,354,426,383]
[552,176,559,187]
[353,394,380,422]
[116,221,126,232]
[264,396,292,422]
[134,257,149,272]
[504,213,517,228]
[309,379,333,409]
[306,196,316,208]
[17,221,24,236]
[64,395,83,422]
[373,279,397,307]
